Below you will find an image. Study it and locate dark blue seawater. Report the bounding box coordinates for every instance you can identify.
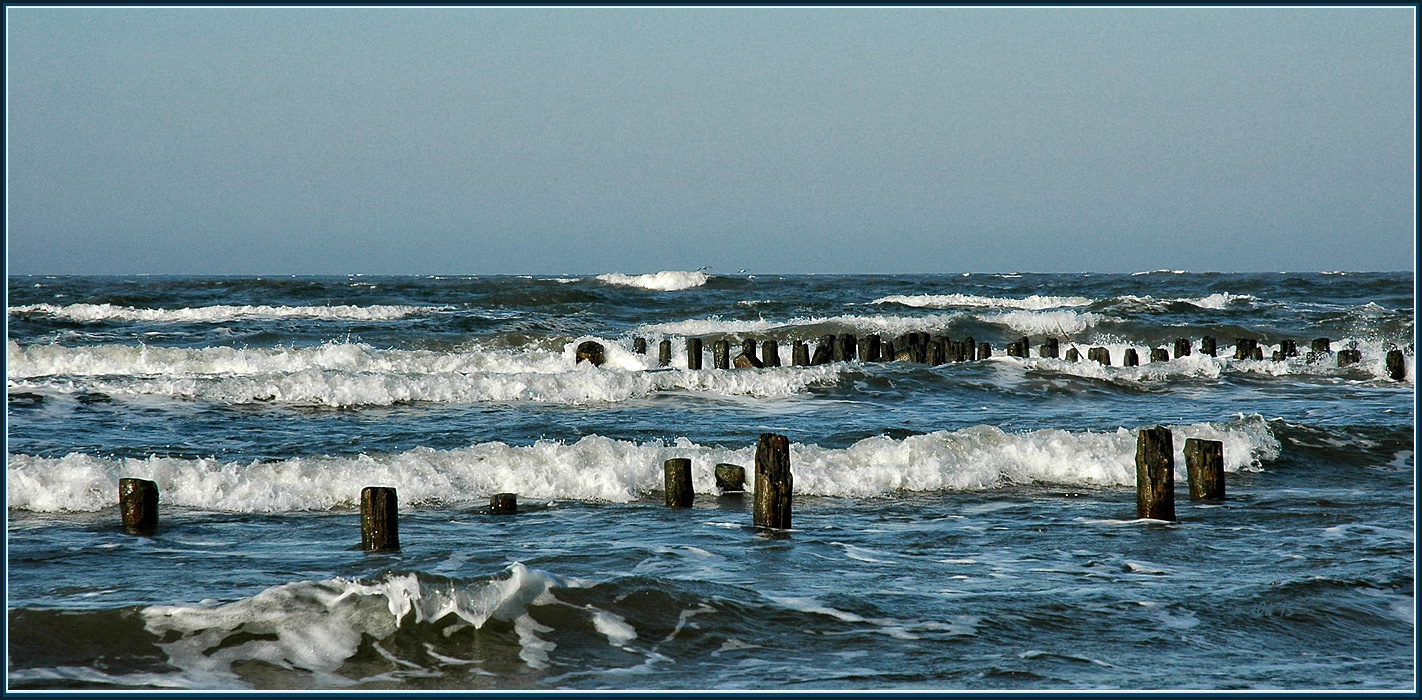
[5,271,1415,690]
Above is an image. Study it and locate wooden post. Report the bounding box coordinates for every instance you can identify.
[1250,346,1264,361]
[977,342,991,360]
[882,340,897,362]
[713,340,731,369]
[658,339,672,367]
[1039,338,1059,359]
[687,338,703,370]
[1123,348,1139,367]
[964,338,976,362]
[1150,347,1169,363]
[576,341,606,367]
[715,463,746,493]
[754,433,792,530]
[1174,338,1191,358]
[1135,427,1175,521]
[1184,438,1224,501]
[1089,347,1111,366]
[1201,336,1217,357]
[119,478,158,535]
[1338,349,1361,367]
[1272,350,1286,362]
[633,338,647,355]
[734,339,764,368]
[361,486,399,551]
[811,335,834,365]
[792,340,810,366]
[665,458,693,507]
[1281,339,1298,357]
[490,493,518,514]
[1066,347,1080,362]
[927,339,946,365]
[1233,338,1256,361]
[834,333,857,362]
[1386,349,1406,381]
[761,340,781,367]
[1312,338,1331,354]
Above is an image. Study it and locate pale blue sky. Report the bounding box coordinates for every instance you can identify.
[6,7,1415,274]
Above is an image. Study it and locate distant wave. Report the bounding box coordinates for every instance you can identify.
[6,416,1278,511]
[594,271,709,291]
[872,294,1092,310]
[8,303,442,323]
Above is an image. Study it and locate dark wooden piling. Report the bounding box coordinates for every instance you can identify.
[1272,350,1286,362]
[734,338,764,369]
[687,338,703,370]
[1039,337,1059,359]
[753,433,792,530]
[714,340,732,369]
[1281,339,1298,357]
[490,492,518,514]
[1150,347,1169,363]
[1123,348,1140,367]
[633,338,647,355]
[762,340,781,367]
[1066,347,1080,362]
[964,338,976,362]
[793,340,810,366]
[978,342,992,360]
[1250,347,1264,361]
[715,463,746,493]
[119,478,158,535]
[927,339,946,365]
[742,339,760,364]
[1201,336,1217,357]
[576,341,606,367]
[812,336,835,365]
[361,486,399,551]
[664,458,693,507]
[835,333,857,362]
[1233,338,1257,361]
[1312,338,1331,354]
[1184,438,1224,501]
[658,339,672,367]
[1338,349,1362,367]
[1135,427,1175,521]
[1386,349,1406,381]
[882,340,897,362]
[1174,338,1191,358]
[1089,347,1111,366]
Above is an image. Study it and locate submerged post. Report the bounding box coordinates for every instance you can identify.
[753,433,792,530]
[1135,427,1175,521]
[119,478,158,536]
[1089,347,1111,366]
[1184,438,1224,501]
[1338,349,1362,367]
[490,492,518,514]
[687,338,703,370]
[665,458,693,507]
[576,341,606,367]
[715,463,746,493]
[361,486,399,551]
[1066,347,1080,362]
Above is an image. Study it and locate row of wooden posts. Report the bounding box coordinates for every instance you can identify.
[579,334,1407,381]
[117,429,1215,549]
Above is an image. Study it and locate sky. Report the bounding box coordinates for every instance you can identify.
[5,6,1416,275]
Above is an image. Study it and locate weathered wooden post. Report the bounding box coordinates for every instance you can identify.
[715,463,746,493]
[1272,349,1286,362]
[882,340,897,362]
[1150,347,1169,363]
[361,486,399,551]
[754,433,792,530]
[964,338,976,362]
[633,338,647,355]
[665,458,693,507]
[927,339,946,365]
[576,341,606,367]
[713,340,731,369]
[1184,438,1224,501]
[1201,336,1217,357]
[833,333,856,362]
[686,338,703,370]
[119,478,158,535]
[1066,348,1080,362]
[658,340,672,367]
[1174,338,1191,358]
[1281,339,1298,357]
[977,342,991,360]
[1338,349,1361,367]
[1039,337,1059,359]
[1233,338,1256,361]
[1386,349,1406,381]
[1089,347,1111,366]
[792,340,810,366]
[1312,338,1331,354]
[1250,347,1264,361]
[734,339,764,368]
[762,340,781,367]
[811,336,835,365]
[1135,427,1175,521]
[1123,348,1139,367]
[490,493,518,514]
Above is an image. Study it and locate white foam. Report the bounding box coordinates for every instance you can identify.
[8,303,442,323]
[637,313,968,339]
[982,310,1100,336]
[872,294,1093,310]
[594,271,709,291]
[7,417,1279,512]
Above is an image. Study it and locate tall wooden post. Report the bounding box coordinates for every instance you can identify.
[1184,438,1224,501]
[792,340,810,366]
[754,433,792,530]
[714,340,731,369]
[119,478,158,535]
[687,338,703,370]
[665,458,693,507]
[1135,427,1175,521]
[761,340,781,367]
[361,486,399,551]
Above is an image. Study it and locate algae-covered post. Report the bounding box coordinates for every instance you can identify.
[1184,438,1225,501]
[1135,427,1175,521]
[490,493,518,514]
[754,433,792,530]
[361,486,399,551]
[665,458,693,507]
[715,463,746,493]
[119,478,158,536]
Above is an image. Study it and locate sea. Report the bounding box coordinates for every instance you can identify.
[4,271,1415,691]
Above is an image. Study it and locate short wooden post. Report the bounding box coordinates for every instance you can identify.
[1150,347,1169,363]
[1281,339,1298,357]
[1272,350,1286,362]
[658,339,672,367]
[792,340,810,366]
[1338,349,1361,367]
[1312,338,1331,354]
[490,492,518,514]
[1039,337,1059,359]
[882,340,897,362]
[687,338,703,370]
[834,333,857,362]
[633,338,647,355]
[713,340,731,369]
[576,341,606,367]
[1135,427,1175,521]
[811,335,834,365]
[715,463,746,493]
[1233,338,1256,361]
[119,478,158,535]
[761,340,781,367]
[977,342,991,360]
[1123,348,1139,367]
[361,486,399,551]
[1174,338,1191,358]
[753,433,792,530]
[1201,336,1217,357]
[664,458,693,507]
[1089,347,1111,366]
[1066,347,1080,362]
[1250,347,1264,361]
[927,339,946,365]
[1184,438,1224,501]
[734,339,764,368]
[1386,349,1406,381]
